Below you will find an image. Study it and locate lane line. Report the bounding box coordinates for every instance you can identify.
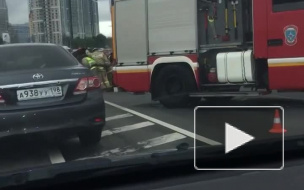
[106,113,133,121]
[77,133,186,159]
[138,132,186,149]
[102,121,155,137]
[100,133,186,157]
[105,101,221,145]
[48,148,65,164]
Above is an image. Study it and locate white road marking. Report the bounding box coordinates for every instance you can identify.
[77,133,186,159]
[138,132,186,149]
[48,148,65,164]
[99,148,137,157]
[102,121,155,137]
[100,133,186,157]
[106,113,133,121]
[105,101,222,145]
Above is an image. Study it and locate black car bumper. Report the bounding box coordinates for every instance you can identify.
[0,90,106,139]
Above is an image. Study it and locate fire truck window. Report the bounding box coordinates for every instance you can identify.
[273,0,304,12]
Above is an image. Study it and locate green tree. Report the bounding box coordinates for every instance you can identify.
[95,34,107,48]
[70,34,110,49]
[62,35,72,47]
[71,37,83,48]
[106,37,113,48]
[86,37,95,48]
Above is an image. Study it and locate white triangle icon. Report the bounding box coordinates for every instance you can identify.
[225,123,255,154]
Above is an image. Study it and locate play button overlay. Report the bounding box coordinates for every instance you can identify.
[225,123,255,154]
[194,106,284,170]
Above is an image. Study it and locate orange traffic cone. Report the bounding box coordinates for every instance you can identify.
[269,109,286,133]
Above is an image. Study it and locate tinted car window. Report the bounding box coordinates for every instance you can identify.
[0,45,78,72]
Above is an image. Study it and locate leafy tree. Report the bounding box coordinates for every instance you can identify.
[70,34,110,49]
[62,34,72,47]
[106,37,113,48]
[71,37,84,48]
[86,37,95,47]
[95,34,107,47]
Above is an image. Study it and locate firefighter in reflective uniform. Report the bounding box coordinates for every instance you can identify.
[88,49,112,89]
[82,49,112,89]
[106,52,114,88]
[81,54,95,68]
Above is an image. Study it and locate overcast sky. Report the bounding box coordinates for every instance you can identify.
[6,0,112,37]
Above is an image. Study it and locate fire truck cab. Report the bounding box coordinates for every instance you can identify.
[111,0,304,108]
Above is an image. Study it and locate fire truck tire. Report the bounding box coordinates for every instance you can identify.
[154,65,200,108]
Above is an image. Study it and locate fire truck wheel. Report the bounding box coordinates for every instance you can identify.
[154,65,199,108]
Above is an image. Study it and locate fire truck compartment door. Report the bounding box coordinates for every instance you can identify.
[113,0,150,92]
[267,0,304,58]
[266,0,304,90]
[147,0,197,54]
[115,0,148,65]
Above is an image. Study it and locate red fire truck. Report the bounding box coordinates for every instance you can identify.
[110,0,304,108]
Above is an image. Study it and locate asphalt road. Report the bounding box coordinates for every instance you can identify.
[1,91,304,174]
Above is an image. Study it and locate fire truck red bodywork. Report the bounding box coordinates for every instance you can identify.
[252,0,304,90]
[112,0,304,104]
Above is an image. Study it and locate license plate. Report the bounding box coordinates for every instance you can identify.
[17,86,63,101]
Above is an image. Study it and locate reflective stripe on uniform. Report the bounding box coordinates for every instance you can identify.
[91,66,105,71]
[86,57,95,67]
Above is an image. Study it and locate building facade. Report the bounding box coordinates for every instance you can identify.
[29,0,99,45]
[11,24,30,43]
[70,0,84,39]
[29,0,68,44]
[8,23,17,43]
[71,0,99,39]
[90,0,99,37]
[0,0,8,36]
